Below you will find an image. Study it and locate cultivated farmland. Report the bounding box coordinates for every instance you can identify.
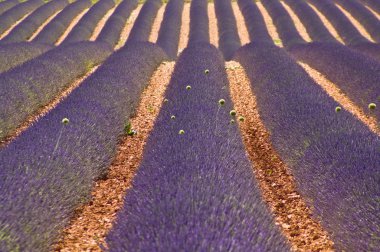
[0,0,379,251]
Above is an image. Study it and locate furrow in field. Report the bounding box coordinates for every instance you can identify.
[28,10,62,41]
[115,4,142,50]
[148,4,166,43]
[90,6,117,41]
[298,62,380,136]
[364,4,380,19]
[226,61,334,252]
[178,2,190,54]
[231,2,250,46]
[208,2,218,47]
[256,1,283,47]
[55,61,175,252]
[55,8,89,46]
[0,11,32,40]
[280,1,311,42]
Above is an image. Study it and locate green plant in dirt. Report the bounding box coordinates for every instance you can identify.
[124,122,137,136]
[335,106,342,112]
[368,103,376,110]
[186,85,191,90]
[230,110,237,117]
[179,130,185,135]
[238,116,245,122]
[218,99,225,106]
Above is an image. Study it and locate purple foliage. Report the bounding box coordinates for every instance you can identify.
[127,0,161,43]
[106,43,290,252]
[156,0,184,59]
[335,0,380,42]
[0,0,69,43]
[359,0,380,13]
[237,0,272,42]
[62,0,116,44]
[351,42,380,62]
[214,0,241,60]
[0,0,21,16]
[188,0,209,45]
[235,42,380,251]
[261,0,305,47]
[0,41,112,140]
[308,0,369,45]
[0,42,167,251]
[0,0,45,35]
[283,0,336,43]
[96,0,138,47]
[289,42,380,119]
[33,0,93,44]
[0,42,52,73]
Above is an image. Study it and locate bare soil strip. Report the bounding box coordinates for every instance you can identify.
[90,6,117,41]
[226,61,334,252]
[148,4,166,43]
[178,2,190,54]
[364,4,380,19]
[114,4,142,50]
[55,8,89,46]
[280,1,312,42]
[28,10,62,41]
[0,11,32,40]
[54,62,175,252]
[299,62,380,136]
[231,1,250,45]
[0,66,99,148]
[335,3,375,42]
[256,2,284,47]
[208,2,218,47]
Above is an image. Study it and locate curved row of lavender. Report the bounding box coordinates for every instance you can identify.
[106,43,290,252]
[235,42,380,251]
[360,0,380,13]
[213,0,241,60]
[62,0,116,44]
[0,42,52,73]
[267,0,380,119]
[96,0,138,47]
[156,0,184,59]
[187,0,209,45]
[0,0,22,16]
[0,42,167,252]
[237,0,272,42]
[127,0,161,42]
[0,0,69,43]
[335,0,380,42]
[0,42,112,141]
[33,0,93,44]
[0,0,45,35]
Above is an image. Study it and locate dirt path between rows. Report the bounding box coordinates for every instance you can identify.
[232,2,250,46]
[256,1,283,47]
[0,11,32,40]
[149,3,166,43]
[178,2,190,54]
[208,2,218,47]
[115,4,142,50]
[55,8,89,45]
[90,6,117,41]
[29,10,62,41]
[281,1,312,42]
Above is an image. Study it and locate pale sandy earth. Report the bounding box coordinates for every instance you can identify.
[55,8,89,45]
[149,4,166,43]
[208,2,218,47]
[29,10,62,41]
[232,2,250,46]
[364,4,380,19]
[0,11,32,39]
[178,2,190,53]
[256,1,284,47]
[115,4,143,50]
[280,1,312,42]
[90,6,117,41]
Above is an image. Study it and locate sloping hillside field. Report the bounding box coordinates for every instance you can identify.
[0,0,379,251]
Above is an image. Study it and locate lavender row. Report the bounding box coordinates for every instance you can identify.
[0,42,52,73]
[0,0,44,36]
[0,41,112,141]
[62,0,116,44]
[126,0,161,43]
[188,0,209,46]
[283,0,336,43]
[1,0,69,43]
[0,42,167,252]
[33,0,93,44]
[235,42,380,251]
[335,0,380,42]
[359,0,380,13]
[214,0,241,60]
[0,0,21,16]
[261,0,305,48]
[96,0,138,47]
[106,43,289,251]
[156,0,183,59]
[237,0,272,42]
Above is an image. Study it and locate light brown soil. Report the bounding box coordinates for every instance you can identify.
[55,8,89,46]
[256,2,284,47]
[307,2,344,43]
[335,3,374,42]
[149,4,166,43]
[232,2,250,46]
[29,10,62,41]
[178,2,190,54]
[115,4,142,50]
[90,6,117,41]
[0,66,99,148]
[0,11,32,39]
[208,2,219,47]
[226,61,334,252]
[54,62,175,252]
[299,62,380,136]
[281,1,312,42]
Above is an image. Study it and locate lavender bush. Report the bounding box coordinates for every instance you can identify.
[187,0,209,45]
